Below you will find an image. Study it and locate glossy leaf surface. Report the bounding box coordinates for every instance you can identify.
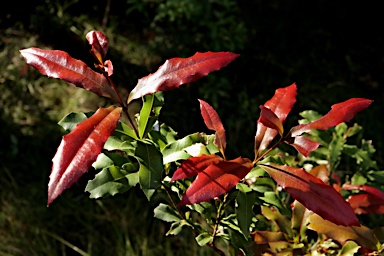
[127,51,239,103]
[255,83,297,155]
[48,106,122,205]
[199,99,226,156]
[171,154,223,181]
[178,157,253,205]
[291,98,373,136]
[287,135,320,157]
[343,184,384,214]
[258,105,284,135]
[259,163,360,226]
[20,48,119,102]
[86,30,108,64]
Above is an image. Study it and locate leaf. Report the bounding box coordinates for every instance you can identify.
[178,157,253,205]
[308,214,380,251]
[48,106,122,205]
[86,30,108,64]
[236,190,256,238]
[127,51,239,104]
[84,165,138,199]
[291,98,373,137]
[58,112,88,132]
[199,99,226,156]
[259,163,360,226]
[258,105,284,135]
[255,83,297,156]
[343,184,384,214]
[162,133,208,164]
[170,154,223,181]
[154,203,182,222]
[135,140,163,200]
[20,48,119,102]
[286,135,320,157]
[138,94,155,139]
[338,241,360,256]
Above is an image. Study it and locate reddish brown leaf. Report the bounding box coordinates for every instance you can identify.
[286,135,320,157]
[308,214,380,251]
[86,31,108,64]
[48,106,122,205]
[255,83,297,156]
[258,105,283,135]
[170,154,223,182]
[291,98,373,137]
[343,184,384,200]
[199,99,226,156]
[178,157,253,205]
[252,231,288,244]
[127,52,239,103]
[346,194,384,214]
[19,48,119,102]
[259,163,360,226]
[343,184,384,214]
[309,164,329,183]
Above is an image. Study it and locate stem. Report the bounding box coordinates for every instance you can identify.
[211,193,228,246]
[103,72,140,137]
[162,181,186,220]
[253,137,284,164]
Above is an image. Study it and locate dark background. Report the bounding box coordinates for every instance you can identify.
[1,1,383,255]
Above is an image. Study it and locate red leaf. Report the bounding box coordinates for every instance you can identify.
[86,31,108,64]
[259,163,360,226]
[48,106,122,205]
[170,154,223,182]
[343,184,384,200]
[178,157,253,205]
[127,52,239,103]
[286,135,320,157]
[199,99,226,156]
[255,83,297,156]
[291,98,373,137]
[258,105,284,135]
[19,48,119,102]
[346,194,384,214]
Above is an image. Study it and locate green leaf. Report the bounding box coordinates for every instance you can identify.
[162,133,205,164]
[236,190,256,238]
[166,220,192,236]
[328,131,345,171]
[338,241,360,256]
[154,203,182,222]
[260,192,291,217]
[104,135,135,155]
[85,165,138,198]
[138,94,154,139]
[135,140,163,200]
[368,170,384,184]
[58,112,87,132]
[343,140,378,171]
[92,153,114,170]
[195,232,213,246]
[114,121,137,140]
[299,110,322,123]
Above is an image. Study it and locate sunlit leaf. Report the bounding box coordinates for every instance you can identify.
[48,106,122,205]
[178,157,253,205]
[198,99,226,156]
[58,112,88,132]
[20,48,119,102]
[255,83,297,156]
[127,51,239,103]
[258,105,284,135]
[86,30,108,64]
[170,154,223,181]
[154,203,182,222]
[308,214,380,251]
[291,98,373,137]
[286,135,320,157]
[259,163,360,226]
